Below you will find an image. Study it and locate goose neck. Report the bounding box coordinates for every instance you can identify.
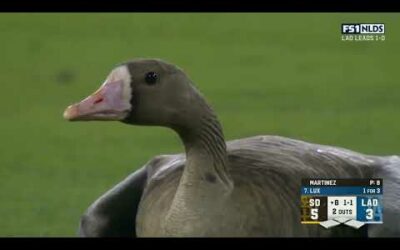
[177,108,233,189]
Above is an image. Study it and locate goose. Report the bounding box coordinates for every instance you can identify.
[63,58,400,237]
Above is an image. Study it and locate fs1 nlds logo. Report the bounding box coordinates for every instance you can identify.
[341,23,385,42]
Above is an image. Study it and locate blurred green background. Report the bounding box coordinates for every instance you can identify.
[0,13,399,236]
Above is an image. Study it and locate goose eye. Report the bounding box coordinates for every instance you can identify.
[145,72,158,85]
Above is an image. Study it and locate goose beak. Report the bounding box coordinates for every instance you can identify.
[63,79,130,121]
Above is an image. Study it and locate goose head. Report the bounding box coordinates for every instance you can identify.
[64,59,204,132]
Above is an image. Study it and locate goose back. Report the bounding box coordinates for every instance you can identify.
[135,135,394,236]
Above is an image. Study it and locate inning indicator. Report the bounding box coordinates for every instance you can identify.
[301,178,383,229]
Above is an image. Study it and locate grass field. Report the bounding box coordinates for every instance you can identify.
[0,13,399,236]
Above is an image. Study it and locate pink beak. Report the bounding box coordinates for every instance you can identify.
[63,79,130,121]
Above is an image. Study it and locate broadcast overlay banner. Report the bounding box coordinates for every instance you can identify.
[301,178,383,229]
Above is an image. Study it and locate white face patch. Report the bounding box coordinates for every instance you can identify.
[103,65,133,114]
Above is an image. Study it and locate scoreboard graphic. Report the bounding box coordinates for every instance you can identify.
[301,178,383,229]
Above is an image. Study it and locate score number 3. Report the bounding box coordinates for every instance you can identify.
[366,208,374,220]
